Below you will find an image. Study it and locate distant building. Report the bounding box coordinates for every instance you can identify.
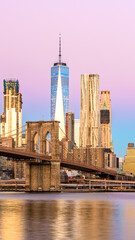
[74,119,80,147]
[104,149,117,169]
[80,74,101,147]
[123,143,135,174]
[14,161,26,179]
[118,157,124,171]
[62,140,73,160]
[22,134,26,147]
[66,112,74,143]
[0,137,15,179]
[73,146,105,168]
[1,79,22,147]
[0,137,25,179]
[100,91,113,151]
[51,34,69,140]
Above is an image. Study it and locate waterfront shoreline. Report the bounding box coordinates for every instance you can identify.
[0,189,135,193]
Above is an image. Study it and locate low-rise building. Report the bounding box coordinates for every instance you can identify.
[123,143,135,175]
[104,149,117,169]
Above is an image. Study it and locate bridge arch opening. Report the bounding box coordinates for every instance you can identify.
[45,132,52,156]
[33,132,40,153]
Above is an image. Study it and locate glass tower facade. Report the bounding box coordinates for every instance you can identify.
[51,64,69,121]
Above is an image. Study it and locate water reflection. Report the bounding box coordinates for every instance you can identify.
[123,204,135,240]
[0,200,24,240]
[0,194,135,240]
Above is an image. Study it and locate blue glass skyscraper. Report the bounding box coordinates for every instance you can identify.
[51,35,69,139]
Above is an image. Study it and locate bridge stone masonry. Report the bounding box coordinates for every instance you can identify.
[25,121,60,192]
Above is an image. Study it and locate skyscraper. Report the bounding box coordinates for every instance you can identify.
[51,34,69,140]
[1,79,22,147]
[100,90,113,150]
[79,74,101,147]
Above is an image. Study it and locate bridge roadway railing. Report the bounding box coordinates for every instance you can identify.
[61,179,135,191]
[0,179,25,191]
[1,179,135,192]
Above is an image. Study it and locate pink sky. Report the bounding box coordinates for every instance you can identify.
[0,0,135,157]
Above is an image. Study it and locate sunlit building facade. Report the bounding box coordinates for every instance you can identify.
[123,143,135,174]
[100,90,113,150]
[80,74,101,147]
[1,79,22,147]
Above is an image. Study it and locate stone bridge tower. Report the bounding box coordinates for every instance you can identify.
[25,121,60,192]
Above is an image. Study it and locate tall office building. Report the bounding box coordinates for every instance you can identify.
[100,90,113,150]
[80,74,101,147]
[1,79,22,147]
[51,34,69,140]
[66,112,74,143]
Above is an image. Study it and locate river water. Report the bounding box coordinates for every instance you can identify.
[0,192,135,240]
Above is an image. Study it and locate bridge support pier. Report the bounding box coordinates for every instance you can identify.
[25,160,60,192]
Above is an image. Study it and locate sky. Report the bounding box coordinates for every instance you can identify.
[0,0,135,158]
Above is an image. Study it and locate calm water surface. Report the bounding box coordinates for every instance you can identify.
[0,192,135,240]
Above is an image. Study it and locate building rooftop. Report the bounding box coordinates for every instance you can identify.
[53,62,67,66]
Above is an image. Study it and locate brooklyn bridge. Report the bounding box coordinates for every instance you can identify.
[0,121,133,192]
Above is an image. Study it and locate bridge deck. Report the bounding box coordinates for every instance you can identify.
[61,159,118,176]
[0,146,133,179]
[0,146,51,162]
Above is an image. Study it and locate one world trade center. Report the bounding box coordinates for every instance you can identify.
[51,34,69,140]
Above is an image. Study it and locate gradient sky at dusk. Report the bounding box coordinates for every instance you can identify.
[0,0,135,157]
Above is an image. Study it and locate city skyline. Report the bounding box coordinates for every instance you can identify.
[0,1,135,158]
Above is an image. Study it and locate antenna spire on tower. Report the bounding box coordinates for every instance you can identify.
[59,33,61,64]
